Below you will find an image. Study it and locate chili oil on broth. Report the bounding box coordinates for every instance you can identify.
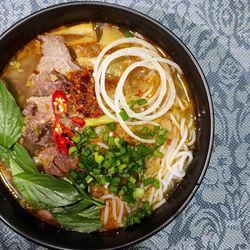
[0,22,196,231]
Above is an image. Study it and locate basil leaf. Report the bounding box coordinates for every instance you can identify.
[13,173,82,208]
[11,143,38,173]
[9,157,24,176]
[0,80,23,148]
[0,144,10,164]
[0,143,38,175]
[52,199,103,233]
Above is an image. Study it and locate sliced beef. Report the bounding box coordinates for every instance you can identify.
[37,147,78,177]
[32,70,69,96]
[22,96,54,149]
[37,35,80,74]
[29,35,80,97]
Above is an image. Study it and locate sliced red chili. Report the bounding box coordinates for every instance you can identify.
[52,90,68,114]
[53,118,75,155]
[71,116,86,127]
[61,123,75,137]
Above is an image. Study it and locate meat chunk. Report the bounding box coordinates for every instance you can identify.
[22,96,54,149]
[37,35,80,74]
[32,70,69,96]
[29,35,80,97]
[37,147,78,177]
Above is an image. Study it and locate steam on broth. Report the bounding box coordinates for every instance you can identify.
[0,22,196,232]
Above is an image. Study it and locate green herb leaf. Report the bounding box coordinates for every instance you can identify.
[0,143,38,175]
[0,144,10,164]
[13,173,82,208]
[52,199,103,233]
[0,80,23,148]
[11,143,38,173]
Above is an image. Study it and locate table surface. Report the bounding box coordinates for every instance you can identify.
[0,0,249,249]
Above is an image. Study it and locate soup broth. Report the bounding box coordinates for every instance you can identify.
[0,22,196,232]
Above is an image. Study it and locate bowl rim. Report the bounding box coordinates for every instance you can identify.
[0,1,214,249]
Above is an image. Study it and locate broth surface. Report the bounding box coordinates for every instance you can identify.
[0,22,196,232]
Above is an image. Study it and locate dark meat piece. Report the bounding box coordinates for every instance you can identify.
[37,35,80,74]
[29,35,80,97]
[22,96,54,149]
[32,70,69,96]
[37,147,79,177]
[67,70,103,118]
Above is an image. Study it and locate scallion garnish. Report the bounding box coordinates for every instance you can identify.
[137,99,148,106]
[85,175,93,184]
[133,187,144,199]
[129,176,136,184]
[107,122,116,131]
[119,110,129,121]
[69,146,77,155]
[124,30,133,37]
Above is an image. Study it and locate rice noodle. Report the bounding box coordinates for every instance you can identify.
[112,198,117,221]
[94,37,182,143]
[103,201,109,225]
[93,37,195,217]
[153,198,166,209]
[117,200,124,224]
[101,194,127,226]
[145,115,195,205]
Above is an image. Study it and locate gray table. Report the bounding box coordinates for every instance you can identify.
[0,0,249,249]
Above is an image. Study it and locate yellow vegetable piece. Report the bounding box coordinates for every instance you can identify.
[99,24,124,48]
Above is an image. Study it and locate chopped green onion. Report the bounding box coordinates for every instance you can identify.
[85,127,97,138]
[108,137,115,146]
[69,146,77,155]
[159,129,167,136]
[137,99,148,106]
[136,159,144,166]
[156,135,166,145]
[94,152,104,164]
[154,150,164,158]
[71,135,81,143]
[103,132,109,143]
[118,164,127,170]
[124,30,133,37]
[111,177,121,184]
[107,122,116,131]
[140,126,149,134]
[129,176,136,184]
[85,175,93,184]
[129,100,136,109]
[103,160,111,168]
[143,200,151,210]
[119,189,125,197]
[119,110,129,121]
[109,185,118,194]
[137,143,152,156]
[133,188,145,199]
[143,177,154,186]
[153,179,160,189]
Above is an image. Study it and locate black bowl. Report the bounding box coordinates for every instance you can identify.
[0,2,213,249]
